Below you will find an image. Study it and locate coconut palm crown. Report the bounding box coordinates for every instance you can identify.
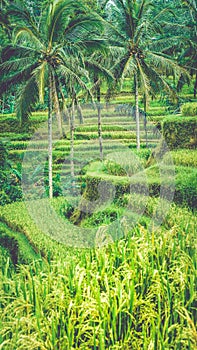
[0,0,106,197]
[105,0,189,149]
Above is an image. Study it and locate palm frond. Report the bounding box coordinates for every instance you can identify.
[47,0,85,46]
[136,57,150,103]
[7,1,39,35]
[13,26,44,49]
[142,61,178,99]
[112,52,136,82]
[138,0,152,20]
[0,63,38,95]
[15,75,39,124]
[33,62,47,103]
[76,39,109,56]
[0,57,36,76]
[64,13,104,40]
[148,51,190,80]
[85,59,114,84]
[58,63,90,93]
[1,45,39,61]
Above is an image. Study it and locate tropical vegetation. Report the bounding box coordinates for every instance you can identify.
[0,0,196,349]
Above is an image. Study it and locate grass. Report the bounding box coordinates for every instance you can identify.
[0,222,40,264]
[0,209,196,349]
[82,159,197,207]
[0,198,94,259]
[171,149,197,167]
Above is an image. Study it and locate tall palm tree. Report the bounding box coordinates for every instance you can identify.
[177,0,197,97]
[105,0,189,149]
[0,0,105,198]
[85,54,114,160]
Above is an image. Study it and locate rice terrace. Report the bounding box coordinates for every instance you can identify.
[0,0,197,349]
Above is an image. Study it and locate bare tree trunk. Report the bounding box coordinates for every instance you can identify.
[75,94,84,124]
[143,94,148,148]
[97,102,103,160]
[61,101,69,124]
[95,76,103,160]
[194,72,197,99]
[52,77,64,138]
[1,94,5,113]
[77,102,84,124]
[55,76,67,136]
[135,73,140,150]
[70,89,75,178]
[48,71,53,199]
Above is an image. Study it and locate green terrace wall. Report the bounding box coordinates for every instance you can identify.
[163,117,197,149]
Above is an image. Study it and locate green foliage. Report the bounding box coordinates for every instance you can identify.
[103,160,127,176]
[181,102,197,116]
[171,149,197,167]
[0,222,40,265]
[0,0,106,125]
[0,115,42,133]
[0,208,196,348]
[163,117,197,149]
[0,140,23,205]
[175,168,197,209]
[0,0,197,346]
[76,124,126,132]
[0,197,91,259]
[84,158,197,209]
[75,131,136,140]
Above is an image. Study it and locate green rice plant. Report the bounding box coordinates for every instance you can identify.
[0,133,31,141]
[0,222,40,264]
[0,198,87,260]
[0,90,197,349]
[171,149,197,167]
[75,125,126,132]
[181,102,197,116]
[1,211,196,349]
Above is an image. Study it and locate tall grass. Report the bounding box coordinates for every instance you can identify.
[0,208,196,349]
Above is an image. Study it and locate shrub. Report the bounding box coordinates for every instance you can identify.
[103,160,127,176]
[171,150,197,167]
[181,102,197,116]
[81,206,122,227]
[0,231,19,265]
[163,117,197,149]
[175,168,197,209]
[0,141,23,205]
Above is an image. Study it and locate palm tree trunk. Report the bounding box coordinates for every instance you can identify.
[94,74,103,160]
[97,101,103,160]
[77,101,84,124]
[143,94,148,148]
[52,77,64,138]
[96,80,103,160]
[55,75,67,137]
[135,73,140,150]
[61,101,69,124]
[70,89,75,178]
[48,70,53,199]
[194,72,197,99]
[74,93,84,124]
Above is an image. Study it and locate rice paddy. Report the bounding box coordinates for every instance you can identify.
[0,97,196,349]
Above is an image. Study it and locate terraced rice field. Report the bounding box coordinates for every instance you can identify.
[3,104,168,187]
[0,98,197,349]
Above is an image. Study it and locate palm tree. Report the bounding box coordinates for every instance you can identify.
[177,0,197,97]
[85,54,114,160]
[0,0,105,198]
[105,0,189,149]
